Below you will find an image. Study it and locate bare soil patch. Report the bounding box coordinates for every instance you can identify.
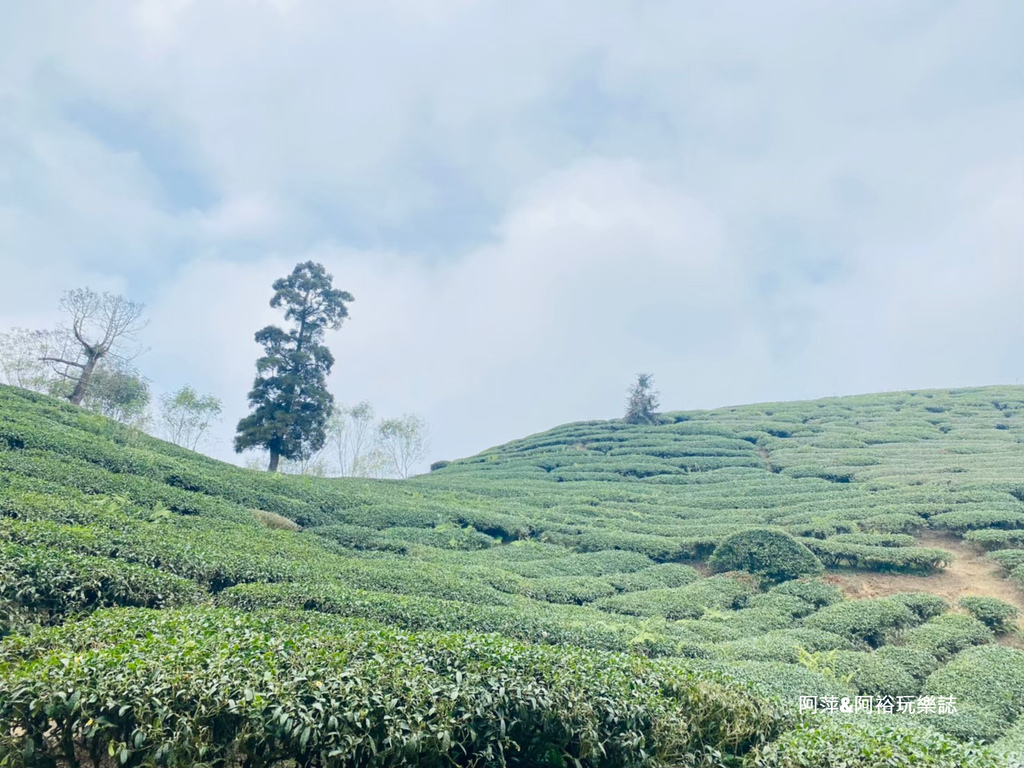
[823,532,1024,646]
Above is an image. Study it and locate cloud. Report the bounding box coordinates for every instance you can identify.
[0,1,1020,468]
[147,158,756,461]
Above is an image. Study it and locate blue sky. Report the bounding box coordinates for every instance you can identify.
[1,0,1021,468]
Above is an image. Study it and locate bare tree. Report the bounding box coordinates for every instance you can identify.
[41,289,148,406]
[159,385,223,451]
[377,414,429,479]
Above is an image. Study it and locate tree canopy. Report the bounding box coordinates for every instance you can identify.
[234,261,353,471]
[625,373,660,424]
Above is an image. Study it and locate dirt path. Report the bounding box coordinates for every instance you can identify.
[823,532,1024,644]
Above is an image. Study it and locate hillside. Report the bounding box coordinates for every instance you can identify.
[1,383,1023,767]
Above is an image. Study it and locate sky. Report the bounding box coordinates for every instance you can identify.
[1,0,1021,470]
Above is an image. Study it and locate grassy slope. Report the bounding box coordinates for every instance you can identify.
[1,383,1022,766]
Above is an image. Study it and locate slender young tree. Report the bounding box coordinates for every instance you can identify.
[325,401,385,477]
[234,262,353,472]
[624,373,660,424]
[79,362,151,427]
[160,385,223,450]
[40,289,147,406]
[377,414,429,479]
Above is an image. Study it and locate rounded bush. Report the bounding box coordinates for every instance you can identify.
[804,597,917,648]
[889,592,949,623]
[922,644,1024,724]
[756,718,1004,767]
[771,578,844,609]
[709,529,824,583]
[959,596,1019,634]
[875,645,940,683]
[901,613,994,661]
[0,607,782,768]
[828,650,919,697]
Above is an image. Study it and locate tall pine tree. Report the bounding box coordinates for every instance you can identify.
[234,261,353,471]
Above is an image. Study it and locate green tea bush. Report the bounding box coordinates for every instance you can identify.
[522,576,617,604]
[900,614,994,660]
[715,629,856,663]
[827,650,920,696]
[803,539,953,573]
[686,659,854,706]
[219,581,662,654]
[0,542,205,624]
[709,529,824,583]
[500,549,654,578]
[770,578,844,609]
[987,549,1024,572]
[1013,565,1024,590]
[889,592,949,622]
[594,575,754,620]
[754,718,1003,768]
[0,607,782,768]
[743,592,818,619]
[828,532,919,547]
[992,717,1024,767]
[875,645,940,683]
[803,598,917,648]
[922,645,1024,725]
[860,512,927,533]
[959,596,1019,633]
[931,509,1024,533]
[964,529,1024,550]
[605,562,700,591]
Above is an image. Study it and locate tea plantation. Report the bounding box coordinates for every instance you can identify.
[1,383,1022,767]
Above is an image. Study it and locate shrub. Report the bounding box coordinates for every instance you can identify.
[964,529,1024,551]
[715,629,855,663]
[803,598,917,648]
[594,575,754,620]
[922,645,1024,725]
[770,578,844,609]
[931,509,1024,533]
[828,532,919,547]
[605,563,700,592]
[992,717,1024,767]
[875,645,940,683]
[827,650,920,697]
[803,539,953,573]
[522,576,617,605]
[429,459,450,471]
[0,607,782,768]
[986,549,1024,572]
[754,718,1004,768]
[0,542,205,624]
[709,529,824,583]
[743,592,818,619]
[959,596,1020,634]
[251,508,301,531]
[900,614,994,660]
[915,704,1009,745]
[686,659,854,707]
[889,592,949,622]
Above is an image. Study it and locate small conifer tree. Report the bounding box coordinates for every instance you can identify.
[625,373,660,424]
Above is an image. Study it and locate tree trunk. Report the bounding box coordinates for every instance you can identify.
[268,448,280,472]
[68,354,99,406]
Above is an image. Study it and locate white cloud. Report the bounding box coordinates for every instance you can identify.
[0,1,1020,467]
